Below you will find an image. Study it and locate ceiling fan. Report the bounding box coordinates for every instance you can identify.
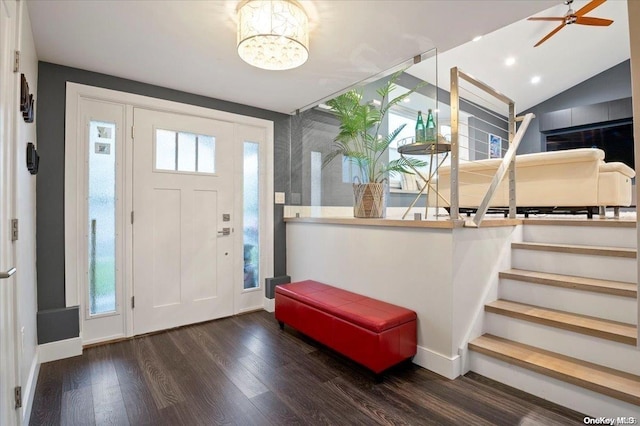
[528,0,613,47]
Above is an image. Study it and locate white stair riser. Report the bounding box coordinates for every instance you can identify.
[485,313,640,375]
[523,225,637,248]
[470,352,640,417]
[499,279,637,324]
[512,249,637,283]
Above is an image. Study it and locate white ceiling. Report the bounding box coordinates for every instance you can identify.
[408,0,630,113]
[26,0,562,114]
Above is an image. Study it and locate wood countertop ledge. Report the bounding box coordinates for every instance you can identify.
[284,216,523,229]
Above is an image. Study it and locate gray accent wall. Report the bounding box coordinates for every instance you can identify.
[36,62,290,343]
[519,60,632,154]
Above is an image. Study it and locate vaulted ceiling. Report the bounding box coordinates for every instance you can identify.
[27,0,627,115]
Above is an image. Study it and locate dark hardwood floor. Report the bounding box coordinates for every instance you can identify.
[30,311,586,425]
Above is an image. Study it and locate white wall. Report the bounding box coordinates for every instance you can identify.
[630,0,640,348]
[285,221,518,379]
[451,226,520,366]
[286,223,453,362]
[15,1,39,422]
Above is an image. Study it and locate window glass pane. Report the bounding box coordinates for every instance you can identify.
[342,156,364,184]
[156,129,176,170]
[88,121,117,315]
[243,141,259,289]
[156,129,215,174]
[311,151,321,206]
[197,135,215,173]
[178,132,196,172]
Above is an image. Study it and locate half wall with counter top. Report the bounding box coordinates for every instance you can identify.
[285,217,521,379]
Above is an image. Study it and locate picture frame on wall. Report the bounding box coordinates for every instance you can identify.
[489,133,502,159]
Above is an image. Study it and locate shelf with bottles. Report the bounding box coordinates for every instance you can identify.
[396,136,451,155]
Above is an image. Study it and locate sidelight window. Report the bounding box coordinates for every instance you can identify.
[88,121,117,315]
[243,141,260,289]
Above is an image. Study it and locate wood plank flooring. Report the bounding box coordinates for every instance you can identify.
[30,311,586,425]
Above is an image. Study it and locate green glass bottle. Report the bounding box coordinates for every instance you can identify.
[415,110,426,142]
[425,109,436,142]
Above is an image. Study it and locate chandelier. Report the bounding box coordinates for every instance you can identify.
[237,0,309,71]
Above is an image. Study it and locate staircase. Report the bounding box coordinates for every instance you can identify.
[468,219,640,417]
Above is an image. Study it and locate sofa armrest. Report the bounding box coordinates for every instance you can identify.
[599,162,635,179]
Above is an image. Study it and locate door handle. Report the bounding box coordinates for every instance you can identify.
[0,268,16,279]
[217,228,231,236]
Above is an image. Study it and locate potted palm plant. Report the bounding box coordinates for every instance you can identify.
[323,72,426,218]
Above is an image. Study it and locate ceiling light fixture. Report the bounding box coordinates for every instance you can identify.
[237,0,309,71]
[505,57,516,67]
[472,35,483,42]
[531,76,541,84]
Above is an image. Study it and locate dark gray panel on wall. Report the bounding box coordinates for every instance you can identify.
[36,61,290,343]
[539,109,571,132]
[609,98,633,121]
[537,98,632,133]
[571,103,608,127]
[37,307,80,344]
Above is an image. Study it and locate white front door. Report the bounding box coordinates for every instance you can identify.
[0,0,19,423]
[132,108,235,335]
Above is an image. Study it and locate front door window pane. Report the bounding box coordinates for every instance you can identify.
[155,129,216,173]
[156,129,176,170]
[88,121,117,315]
[197,136,215,173]
[177,132,196,172]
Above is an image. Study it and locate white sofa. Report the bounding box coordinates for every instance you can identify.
[433,148,635,214]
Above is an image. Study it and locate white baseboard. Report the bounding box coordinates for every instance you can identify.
[38,337,82,364]
[21,353,40,426]
[413,345,461,380]
[263,298,275,313]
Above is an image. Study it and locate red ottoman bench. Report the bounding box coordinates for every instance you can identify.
[275,280,417,379]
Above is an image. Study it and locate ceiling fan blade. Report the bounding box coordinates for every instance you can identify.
[527,17,565,21]
[534,22,566,47]
[575,16,613,26]
[575,0,606,17]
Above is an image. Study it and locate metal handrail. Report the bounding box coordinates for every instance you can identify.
[450,67,534,227]
[0,268,16,279]
[465,113,535,227]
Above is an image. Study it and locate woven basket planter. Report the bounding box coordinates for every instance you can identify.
[353,183,387,218]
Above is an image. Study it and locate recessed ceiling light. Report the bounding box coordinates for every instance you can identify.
[505,57,516,67]
[531,76,541,84]
[472,35,483,42]
[403,98,411,103]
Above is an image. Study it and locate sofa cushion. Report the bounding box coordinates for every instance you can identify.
[275,280,416,333]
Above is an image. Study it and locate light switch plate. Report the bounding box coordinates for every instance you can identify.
[274,192,285,204]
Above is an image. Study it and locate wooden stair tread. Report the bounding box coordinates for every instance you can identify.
[499,269,637,298]
[512,242,636,258]
[522,218,636,228]
[469,334,640,406]
[485,299,637,345]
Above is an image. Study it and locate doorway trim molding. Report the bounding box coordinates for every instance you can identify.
[65,83,274,342]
